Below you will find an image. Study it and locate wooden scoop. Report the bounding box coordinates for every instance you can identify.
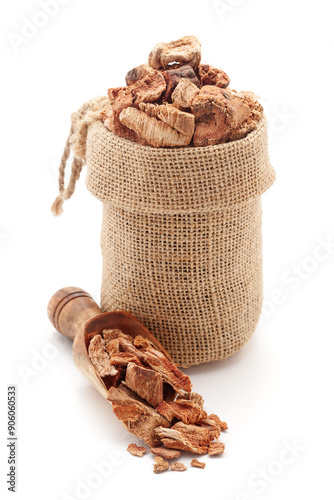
[47,287,174,400]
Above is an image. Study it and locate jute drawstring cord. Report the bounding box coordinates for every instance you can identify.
[51,96,108,216]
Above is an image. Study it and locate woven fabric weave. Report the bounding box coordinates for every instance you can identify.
[86,117,275,367]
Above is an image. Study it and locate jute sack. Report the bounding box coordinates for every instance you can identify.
[52,98,275,367]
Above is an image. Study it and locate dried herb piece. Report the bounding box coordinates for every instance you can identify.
[162,64,200,102]
[101,70,166,143]
[150,447,181,459]
[156,399,207,425]
[172,78,200,109]
[127,443,146,457]
[196,64,230,88]
[153,456,170,474]
[125,64,153,86]
[107,384,170,447]
[149,36,201,70]
[191,458,206,469]
[131,70,167,106]
[170,462,187,471]
[119,107,193,148]
[191,86,254,146]
[103,328,134,345]
[204,413,228,431]
[139,102,195,137]
[142,348,192,393]
[88,335,117,378]
[226,90,263,141]
[155,421,218,454]
[208,441,225,456]
[176,392,204,408]
[108,351,145,368]
[133,335,157,351]
[125,362,164,408]
[105,338,121,357]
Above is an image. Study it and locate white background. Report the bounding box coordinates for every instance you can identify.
[1,0,334,499]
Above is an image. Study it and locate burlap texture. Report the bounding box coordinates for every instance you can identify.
[86,117,275,367]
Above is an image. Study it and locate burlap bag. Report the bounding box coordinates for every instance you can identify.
[52,98,275,367]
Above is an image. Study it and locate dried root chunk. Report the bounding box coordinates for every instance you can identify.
[150,447,181,459]
[105,338,121,357]
[107,385,170,447]
[131,70,166,106]
[127,443,146,457]
[142,348,192,393]
[227,90,263,140]
[153,456,170,474]
[139,102,195,137]
[88,335,117,378]
[162,64,200,101]
[125,362,164,408]
[172,78,200,109]
[103,328,134,345]
[119,107,193,148]
[170,462,187,471]
[191,458,206,469]
[103,367,126,390]
[196,64,230,88]
[155,421,217,454]
[125,64,153,86]
[237,90,263,121]
[204,413,228,431]
[156,399,207,425]
[133,335,157,351]
[101,103,146,144]
[108,352,145,368]
[101,70,166,143]
[148,36,201,70]
[176,392,204,408]
[191,86,253,146]
[208,441,225,456]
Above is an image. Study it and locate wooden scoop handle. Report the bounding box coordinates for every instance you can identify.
[47,287,102,340]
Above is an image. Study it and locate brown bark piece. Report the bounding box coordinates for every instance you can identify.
[196,64,230,88]
[153,456,170,474]
[125,64,153,86]
[125,362,164,408]
[107,385,170,447]
[119,107,193,148]
[170,462,187,471]
[127,443,146,457]
[191,458,206,469]
[139,102,195,137]
[88,335,117,378]
[148,36,201,70]
[176,392,204,408]
[172,78,200,109]
[142,348,192,393]
[162,64,200,102]
[208,441,225,456]
[156,400,207,425]
[103,328,134,345]
[155,421,217,454]
[150,447,181,459]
